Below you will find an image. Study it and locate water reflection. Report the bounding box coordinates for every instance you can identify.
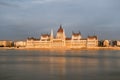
[50,57,66,76]
[0,50,120,80]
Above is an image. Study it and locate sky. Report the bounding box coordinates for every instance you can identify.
[0,0,120,40]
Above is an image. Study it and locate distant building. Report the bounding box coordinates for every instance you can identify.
[71,32,87,48]
[14,41,26,47]
[72,32,81,40]
[111,40,117,47]
[56,25,66,40]
[26,25,99,48]
[41,34,50,41]
[117,41,120,47]
[26,37,40,48]
[103,40,109,47]
[87,36,98,47]
[98,40,104,47]
[0,40,12,47]
[52,25,66,48]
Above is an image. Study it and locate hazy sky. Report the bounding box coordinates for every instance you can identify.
[0,0,120,40]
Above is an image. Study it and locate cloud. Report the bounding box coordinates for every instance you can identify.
[0,1,19,7]
[31,0,69,4]
[31,0,55,3]
[0,0,120,40]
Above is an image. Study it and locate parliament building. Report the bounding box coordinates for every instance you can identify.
[26,25,98,48]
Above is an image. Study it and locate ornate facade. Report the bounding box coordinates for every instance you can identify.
[26,25,98,48]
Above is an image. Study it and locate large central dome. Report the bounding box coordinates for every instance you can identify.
[56,25,66,39]
[57,25,63,33]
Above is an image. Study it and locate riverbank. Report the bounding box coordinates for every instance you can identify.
[0,47,120,50]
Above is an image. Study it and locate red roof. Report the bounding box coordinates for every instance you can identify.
[72,32,81,37]
[41,34,50,37]
[57,25,63,33]
[88,36,97,40]
[66,37,71,40]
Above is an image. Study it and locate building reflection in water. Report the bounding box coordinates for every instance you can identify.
[49,57,66,76]
[0,50,120,80]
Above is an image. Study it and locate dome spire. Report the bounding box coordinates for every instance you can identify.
[57,24,63,33]
[60,24,62,28]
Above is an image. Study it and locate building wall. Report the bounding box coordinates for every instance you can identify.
[117,41,120,46]
[26,40,52,48]
[15,41,26,47]
[26,39,98,48]
[71,40,87,48]
[0,40,12,47]
[66,40,71,48]
[87,40,98,47]
[52,39,65,48]
[103,40,109,47]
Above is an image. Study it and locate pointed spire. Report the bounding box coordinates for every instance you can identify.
[51,29,53,36]
[60,24,62,28]
[57,24,63,32]
[79,31,81,35]
[51,29,53,38]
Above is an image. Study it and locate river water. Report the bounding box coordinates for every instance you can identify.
[0,49,120,80]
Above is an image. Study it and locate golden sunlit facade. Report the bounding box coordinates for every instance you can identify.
[26,25,98,48]
[0,40,12,47]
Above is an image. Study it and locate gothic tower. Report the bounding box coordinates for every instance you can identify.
[56,25,66,40]
[50,29,53,41]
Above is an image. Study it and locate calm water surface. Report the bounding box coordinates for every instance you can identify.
[0,49,120,80]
